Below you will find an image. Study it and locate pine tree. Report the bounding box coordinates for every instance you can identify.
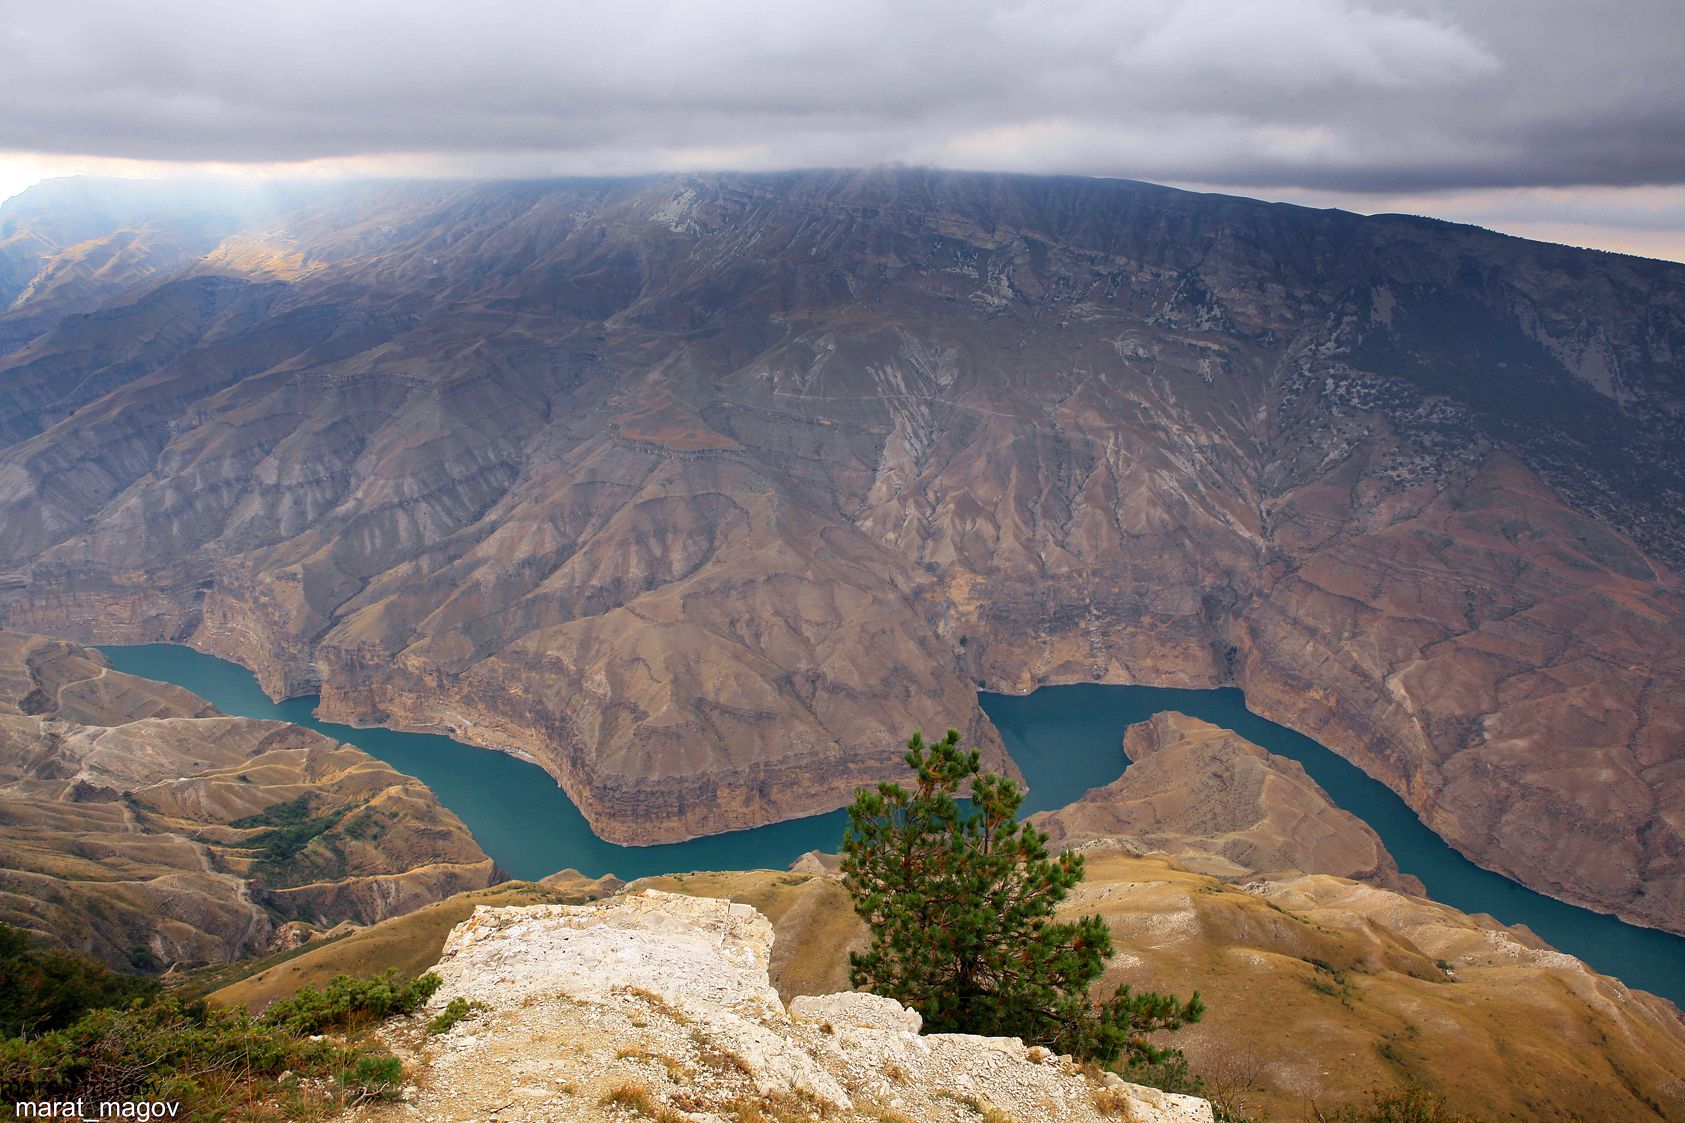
[841,728,1203,1066]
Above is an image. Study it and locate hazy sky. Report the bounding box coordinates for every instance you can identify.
[2,0,1682,260]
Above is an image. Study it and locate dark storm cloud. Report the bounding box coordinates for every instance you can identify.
[0,0,1681,193]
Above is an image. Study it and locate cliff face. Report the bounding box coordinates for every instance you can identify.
[0,631,496,969]
[1,170,1682,932]
[1032,711,1418,892]
[390,890,1212,1123]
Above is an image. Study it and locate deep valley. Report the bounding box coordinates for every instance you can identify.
[3,168,1682,943]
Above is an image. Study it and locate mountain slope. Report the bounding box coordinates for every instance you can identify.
[0,170,1681,934]
[0,631,496,969]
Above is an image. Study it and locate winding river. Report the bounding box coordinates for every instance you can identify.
[99,644,1684,1006]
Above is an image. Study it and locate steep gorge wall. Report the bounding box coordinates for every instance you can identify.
[1,170,1681,932]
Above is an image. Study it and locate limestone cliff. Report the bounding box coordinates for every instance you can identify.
[0,631,496,969]
[1,170,1682,936]
[364,890,1211,1123]
[1033,711,1419,891]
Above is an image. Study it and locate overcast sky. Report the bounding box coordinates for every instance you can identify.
[2,0,1682,260]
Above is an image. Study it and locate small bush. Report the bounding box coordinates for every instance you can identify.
[0,958,439,1122]
[340,1053,405,1101]
[1114,1049,1202,1097]
[0,997,337,1119]
[1093,1086,1140,1118]
[426,996,485,1035]
[261,967,441,1033]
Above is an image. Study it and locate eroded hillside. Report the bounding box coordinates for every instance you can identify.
[1,169,1681,935]
[0,631,496,968]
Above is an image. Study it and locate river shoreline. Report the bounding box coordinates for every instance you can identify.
[99,642,1685,1009]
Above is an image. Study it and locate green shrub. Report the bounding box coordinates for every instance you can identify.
[260,967,442,1034]
[426,996,485,1035]
[0,997,336,1119]
[0,923,160,1038]
[339,1053,405,1101]
[1114,1050,1202,1096]
[230,795,351,886]
[0,966,435,1122]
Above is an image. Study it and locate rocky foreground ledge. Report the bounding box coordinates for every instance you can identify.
[363,890,1212,1122]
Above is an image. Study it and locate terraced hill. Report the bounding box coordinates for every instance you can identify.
[0,631,496,969]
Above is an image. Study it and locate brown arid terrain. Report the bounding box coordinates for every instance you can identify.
[0,630,496,969]
[211,860,1685,1122]
[205,872,624,1011]
[196,730,1685,1122]
[1033,711,1421,892]
[1,169,1683,935]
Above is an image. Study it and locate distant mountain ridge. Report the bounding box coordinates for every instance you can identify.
[0,169,1681,936]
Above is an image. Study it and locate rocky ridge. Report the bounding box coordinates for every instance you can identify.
[373,889,1211,1123]
[1,170,1682,933]
[0,631,496,969]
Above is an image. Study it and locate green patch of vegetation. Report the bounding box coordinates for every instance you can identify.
[259,968,441,1034]
[230,795,352,887]
[1305,957,1357,1008]
[0,932,433,1122]
[338,811,387,843]
[1113,1050,1202,1096]
[337,1053,404,1102]
[425,996,485,1035]
[120,791,161,815]
[0,923,159,1038]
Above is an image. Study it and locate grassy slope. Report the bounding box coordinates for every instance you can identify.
[201,854,1685,1122]
[203,874,619,1011]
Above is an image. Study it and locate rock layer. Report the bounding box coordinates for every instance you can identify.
[0,170,1681,932]
[0,631,496,969]
[406,890,1212,1123]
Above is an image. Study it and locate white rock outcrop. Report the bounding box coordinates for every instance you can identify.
[393,889,1213,1123]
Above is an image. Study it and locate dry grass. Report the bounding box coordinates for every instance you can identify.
[204,879,612,1010]
[690,1030,754,1077]
[616,1043,691,1082]
[1092,1086,1140,1120]
[723,1090,833,1123]
[620,984,694,1025]
[601,1080,687,1122]
[862,1109,917,1123]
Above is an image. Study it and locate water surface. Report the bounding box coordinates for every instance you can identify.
[984,682,1685,1008]
[99,644,1684,1006]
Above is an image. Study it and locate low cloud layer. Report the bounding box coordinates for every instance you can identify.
[1,0,1681,257]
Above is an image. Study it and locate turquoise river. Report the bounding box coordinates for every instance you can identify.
[99,644,1684,1007]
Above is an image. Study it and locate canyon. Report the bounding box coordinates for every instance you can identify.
[0,631,495,969]
[192,685,1685,1118]
[1,168,1681,938]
